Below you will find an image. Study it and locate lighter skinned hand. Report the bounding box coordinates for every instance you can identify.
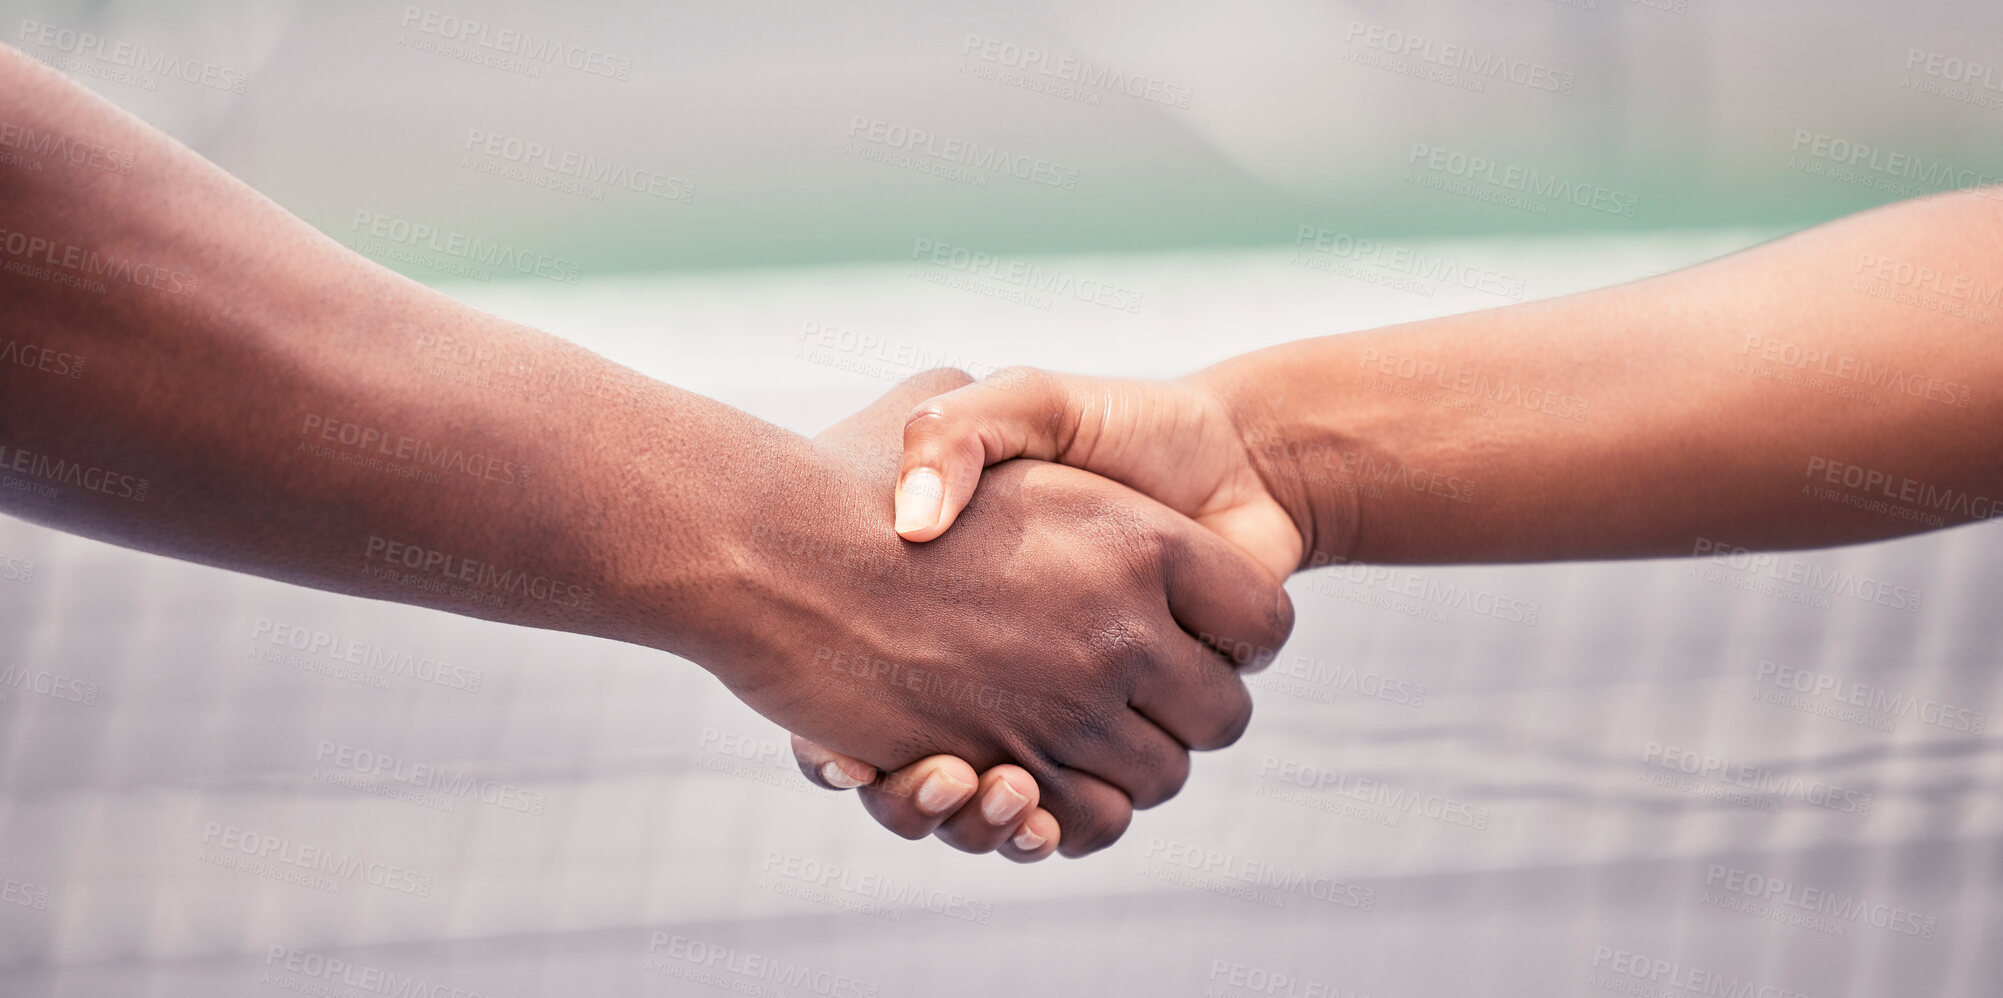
[890,368,1301,577]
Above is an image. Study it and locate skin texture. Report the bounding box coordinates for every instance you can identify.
[0,46,1293,857]
[806,185,2003,855]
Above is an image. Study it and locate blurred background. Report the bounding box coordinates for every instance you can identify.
[2,1,2000,995]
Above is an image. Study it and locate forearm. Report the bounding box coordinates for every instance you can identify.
[1198,189,2003,566]
[0,47,810,666]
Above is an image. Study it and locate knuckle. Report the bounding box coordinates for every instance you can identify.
[984,365,1048,394]
[1069,616,1152,686]
[860,792,937,841]
[1051,698,1121,753]
[1061,802,1133,857]
[903,401,959,437]
[1133,752,1191,810]
[1037,772,1130,857]
[1262,586,1297,654]
[933,825,993,854]
[1046,490,1165,577]
[1198,688,1255,751]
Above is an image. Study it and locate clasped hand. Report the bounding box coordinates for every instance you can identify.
[760,367,1303,860]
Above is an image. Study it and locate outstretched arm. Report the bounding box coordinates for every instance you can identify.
[805,185,2003,848]
[890,186,2003,570]
[0,46,1292,856]
[0,44,783,660]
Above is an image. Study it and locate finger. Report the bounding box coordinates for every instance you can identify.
[790,733,876,790]
[1034,765,1134,857]
[935,764,1039,854]
[1052,709,1192,812]
[856,754,979,840]
[894,367,1074,541]
[997,808,1060,863]
[1128,631,1257,752]
[1160,518,1297,672]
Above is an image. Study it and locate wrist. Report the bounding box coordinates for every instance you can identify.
[1184,353,1367,571]
[568,400,861,683]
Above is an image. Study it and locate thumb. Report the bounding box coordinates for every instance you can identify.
[893,367,1075,542]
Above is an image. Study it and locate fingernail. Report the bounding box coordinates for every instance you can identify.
[894,468,945,535]
[981,781,1030,825]
[821,760,867,789]
[914,770,974,815]
[1011,827,1048,852]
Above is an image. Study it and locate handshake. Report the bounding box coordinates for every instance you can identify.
[7,42,1995,872]
[711,365,1309,862]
